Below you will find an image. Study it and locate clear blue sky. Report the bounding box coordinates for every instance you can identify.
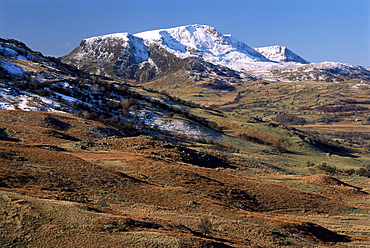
[1,0,369,66]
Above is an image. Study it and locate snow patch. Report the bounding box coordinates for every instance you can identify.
[0,85,64,112]
[0,59,26,75]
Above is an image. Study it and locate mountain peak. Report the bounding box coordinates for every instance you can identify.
[135,24,219,40]
[134,24,223,53]
[254,45,309,64]
[134,24,269,66]
[66,32,149,77]
[83,32,130,43]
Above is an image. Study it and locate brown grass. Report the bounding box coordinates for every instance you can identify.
[0,110,369,247]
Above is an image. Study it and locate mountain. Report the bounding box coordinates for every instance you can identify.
[62,25,250,82]
[61,33,150,80]
[134,24,270,64]
[62,24,370,82]
[254,45,309,64]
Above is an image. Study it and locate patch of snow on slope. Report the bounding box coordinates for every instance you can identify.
[0,59,26,75]
[306,61,366,71]
[135,108,222,139]
[154,118,205,136]
[0,85,65,112]
[0,45,28,60]
[0,87,16,110]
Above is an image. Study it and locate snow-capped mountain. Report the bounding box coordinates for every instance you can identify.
[63,33,149,79]
[62,24,370,82]
[134,24,270,64]
[62,25,247,81]
[254,45,309,64]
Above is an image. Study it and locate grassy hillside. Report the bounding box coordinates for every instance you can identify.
[1,110,369,247]
[1,38,370,247]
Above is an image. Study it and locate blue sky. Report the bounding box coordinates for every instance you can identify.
[1,0,369,66]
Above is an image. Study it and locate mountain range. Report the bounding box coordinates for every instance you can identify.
[62,24,370,82]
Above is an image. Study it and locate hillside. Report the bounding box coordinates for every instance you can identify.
[1,36,370,247]
[1,110,370,247]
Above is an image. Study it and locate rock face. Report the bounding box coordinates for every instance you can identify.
[61,33,149,79]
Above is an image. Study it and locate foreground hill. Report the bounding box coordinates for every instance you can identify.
[1,110,369,247]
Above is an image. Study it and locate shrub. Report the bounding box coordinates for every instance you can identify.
[356,167,370,177]
[306,161,315,167]
[316,163,338,174]
[272,113,306,126]
[239,133,269,145]
[165,112,175,118]
[316,115,342,124]
[344,169,355,175]
[197,216,213,236]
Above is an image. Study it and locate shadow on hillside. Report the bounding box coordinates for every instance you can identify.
[35,145,67,152]
[177,224,234,247]
[177,146,236,169]
[95,127,125,137]
[0,128,20,142]
[291,126,359,158]
[47,130,81,141]
[44,116,71,130]
[285,222,350,244]
[308,138,359,158]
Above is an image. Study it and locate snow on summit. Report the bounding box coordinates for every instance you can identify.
[65,24,312,75]
[63,24,370,82]
[76,33,149,65]
[134,24,271,68]
[254,45,309,64]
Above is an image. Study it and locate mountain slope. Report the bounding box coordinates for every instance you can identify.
[0,38,81,80]
[0,117,354,247]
